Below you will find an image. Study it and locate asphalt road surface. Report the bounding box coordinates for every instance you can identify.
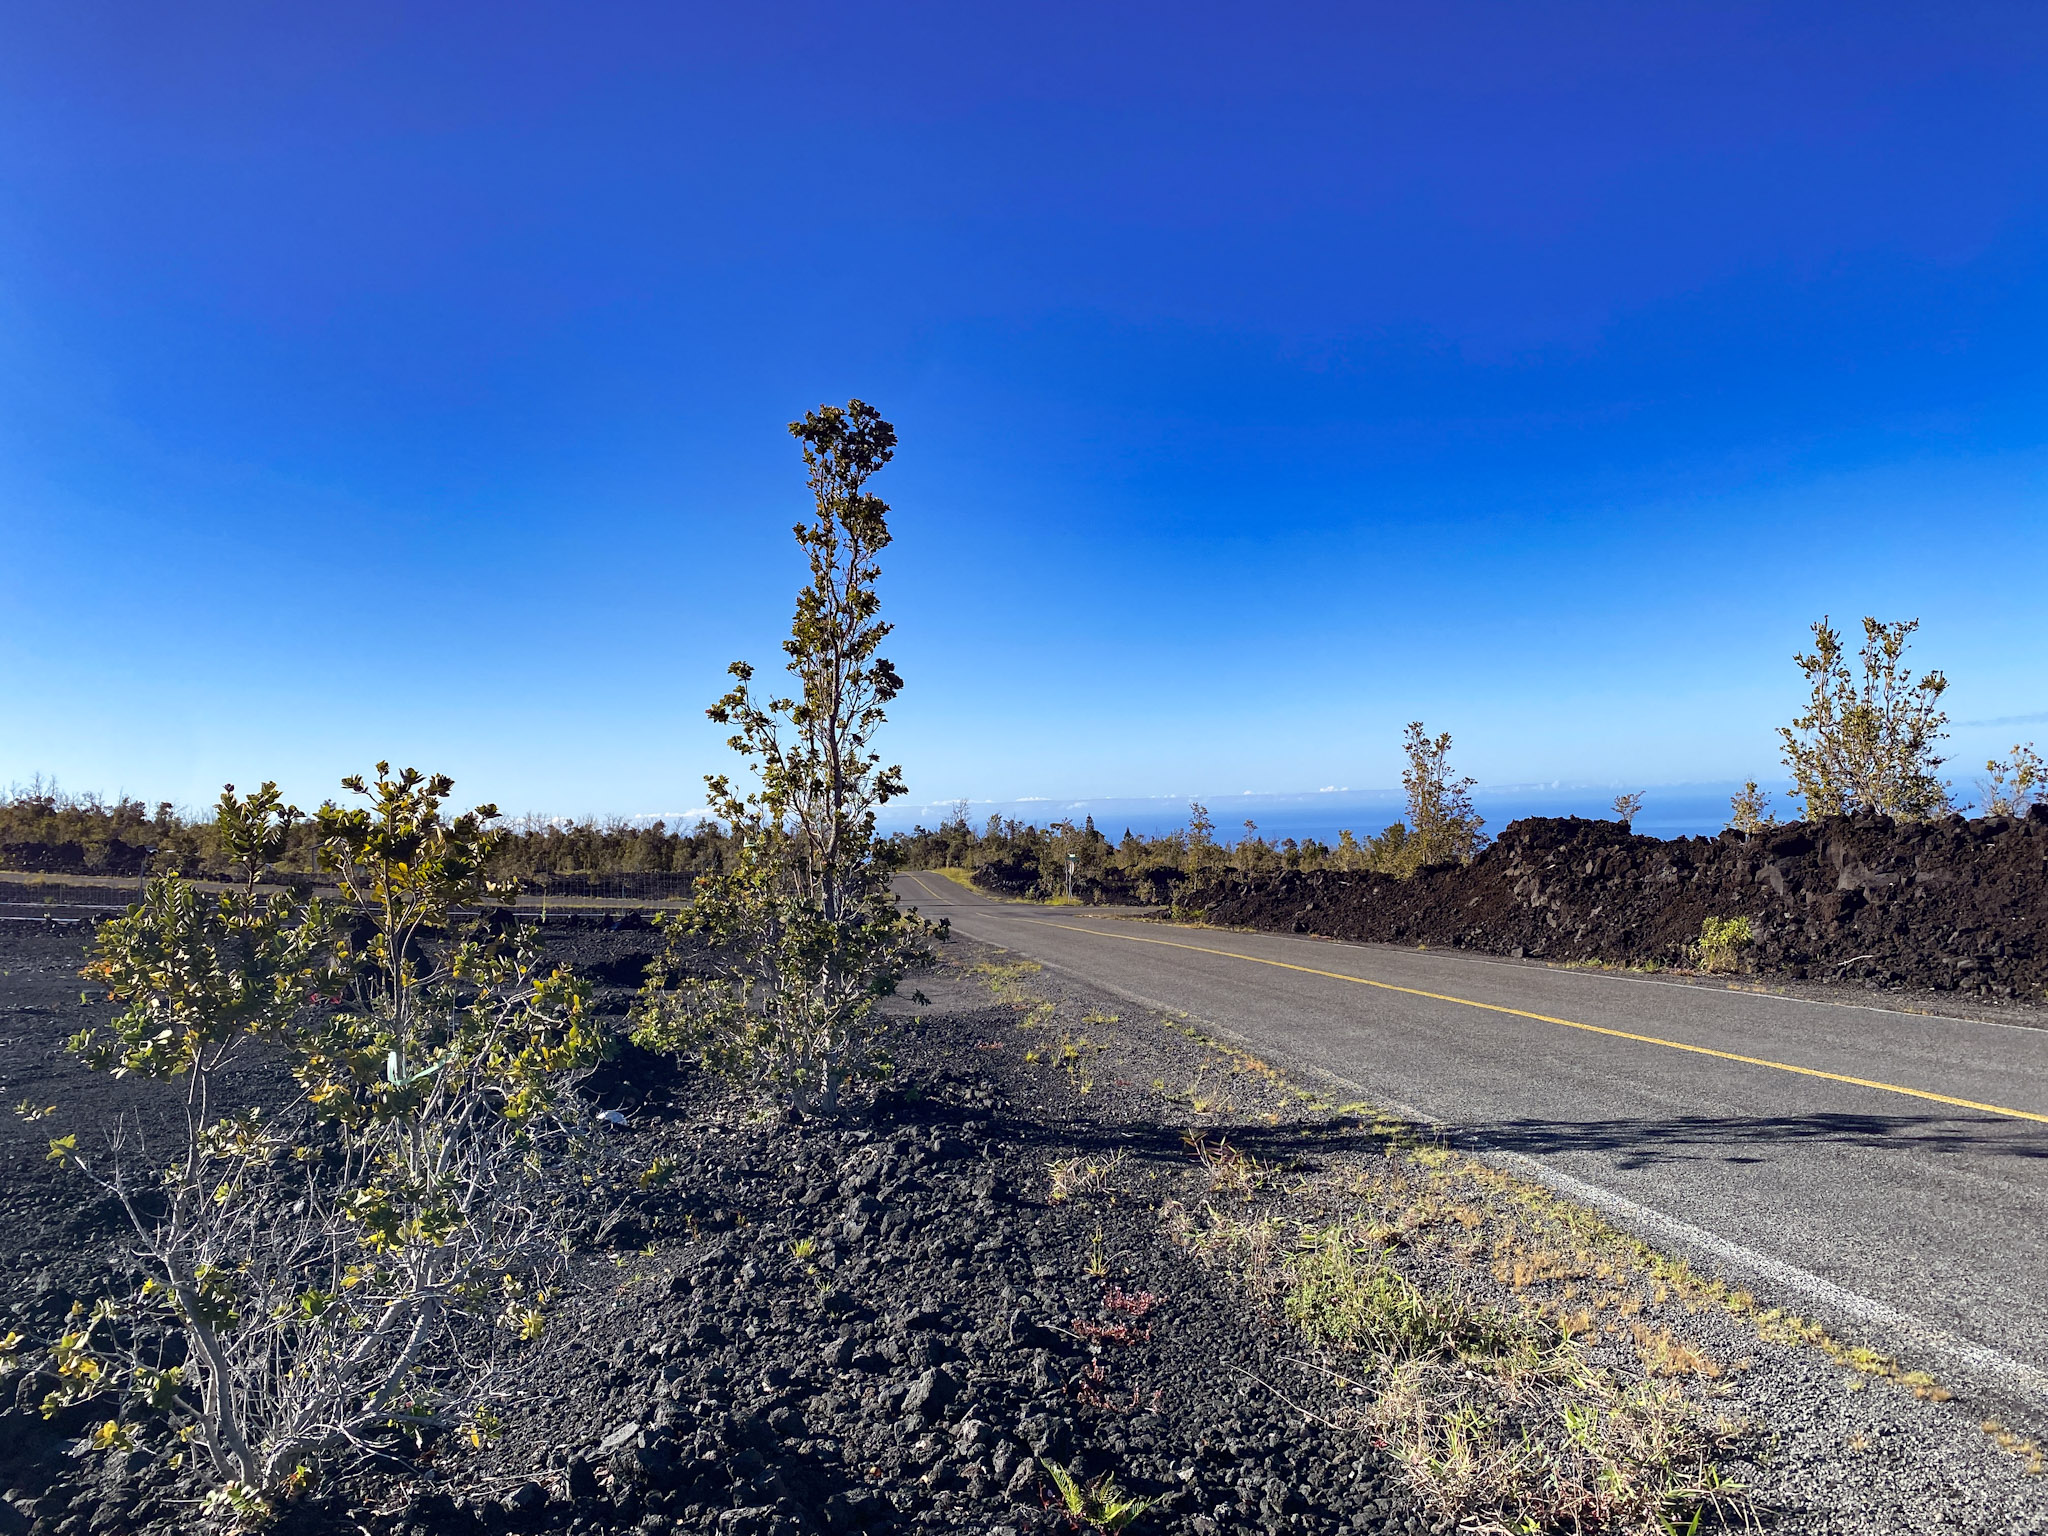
[894,872,2048,1417]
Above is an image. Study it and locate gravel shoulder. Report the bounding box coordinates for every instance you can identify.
[947,931,2048,1535]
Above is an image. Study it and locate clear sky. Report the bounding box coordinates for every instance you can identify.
[3,3,2045,824]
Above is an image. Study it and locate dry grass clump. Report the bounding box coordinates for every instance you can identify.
[1281,1223,1528,1359]
[970,957,1045,1004]
[1979,1420,2046,1477]
[1045,1148,1127,1203]
[1373,1360,1739,1533]
[1166,1203,1748,1533]
[969,960,1111,1091]
[1170,1061,1235,1115]
[1185,1132,1273,1200]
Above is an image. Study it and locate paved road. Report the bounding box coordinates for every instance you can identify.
[894,872,2048,1413]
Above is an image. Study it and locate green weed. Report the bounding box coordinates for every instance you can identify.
[1694,916,1754,974]
[1043,1460,1151,1531]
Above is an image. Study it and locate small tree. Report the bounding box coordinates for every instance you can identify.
[45,772,602,1506]
[1778,616,1951,820]
[1610,791,1644,828]
[1365,822,1411,873]
[942,798,973,868]
[1726,781,1777,836]
[1234,819,1266,883]
[1401,722,1487,868]
[634,401,928,1114]
[1184,800,1219,878]
[1978,743,2046,818]
[216,779,301,885]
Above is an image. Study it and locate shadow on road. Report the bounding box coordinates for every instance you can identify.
[1451,1111,2048,1168]
[970,1097,2047,1176]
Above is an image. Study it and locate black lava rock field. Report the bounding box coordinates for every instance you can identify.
[0,916,1438,1536]
[1179,809,2048,1000]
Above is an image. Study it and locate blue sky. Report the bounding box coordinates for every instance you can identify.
[3,3,2045,829]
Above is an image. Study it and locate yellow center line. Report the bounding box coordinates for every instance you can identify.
[903,873,953,904]
[1015,917,2048,1127]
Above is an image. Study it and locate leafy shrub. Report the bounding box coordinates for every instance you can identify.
[39,772,605,1502]
[1725,781,1776,836]
[1398,722,1488,870]
[1979,743,2046,818]
[1693,915,1754,974]
[1779,615,1951,820]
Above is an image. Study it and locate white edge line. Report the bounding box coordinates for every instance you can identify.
[1501,1154,2048,1404]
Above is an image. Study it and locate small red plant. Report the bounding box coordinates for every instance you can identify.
[1103,1286,1156,1319]
[1072,1318,1136,1345]
[1071,1356,1143,1414]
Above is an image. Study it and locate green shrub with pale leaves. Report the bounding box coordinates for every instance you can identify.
[1694,915,1754,974]
[25,771,607,1505]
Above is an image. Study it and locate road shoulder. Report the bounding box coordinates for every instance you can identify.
[943,927,2048,1533]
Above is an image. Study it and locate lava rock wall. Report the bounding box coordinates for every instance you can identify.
[1187,809,2048,1000]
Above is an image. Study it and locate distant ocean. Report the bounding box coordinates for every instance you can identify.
[877,782,1785,845]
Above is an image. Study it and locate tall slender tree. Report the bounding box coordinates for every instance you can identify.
[635,402,927,1112]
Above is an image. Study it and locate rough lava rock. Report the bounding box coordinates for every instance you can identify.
[1181,810,2048,999]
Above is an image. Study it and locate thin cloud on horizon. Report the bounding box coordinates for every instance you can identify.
[1960,711,2048,728]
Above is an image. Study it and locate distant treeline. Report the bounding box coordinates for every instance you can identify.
[3,716,1489,905]
[1,782,1413,905]
[884,802,1453,905]
[886,726,1491,903]
[0,780,735,894]
[0,718,1489,903]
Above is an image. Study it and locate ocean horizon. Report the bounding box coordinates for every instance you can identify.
[875,780,1790,846]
